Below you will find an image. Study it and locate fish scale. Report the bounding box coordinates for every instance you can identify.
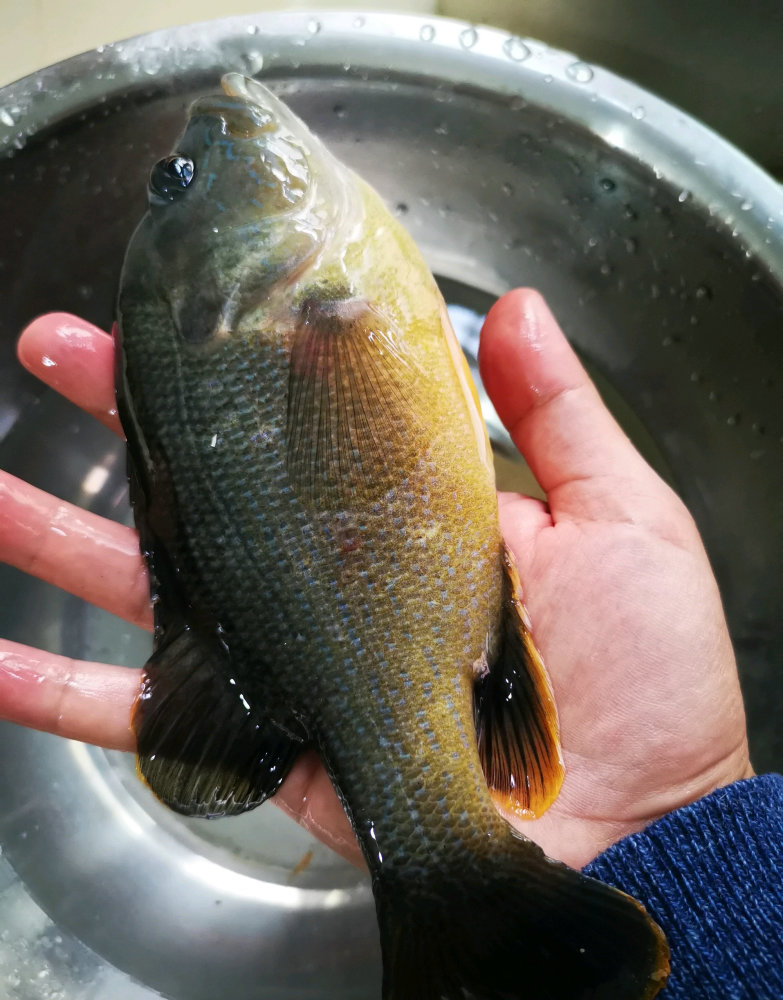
[116,73,669,1000]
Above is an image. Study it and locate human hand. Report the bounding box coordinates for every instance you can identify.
[479,289,752,866]
[0,290,752,870]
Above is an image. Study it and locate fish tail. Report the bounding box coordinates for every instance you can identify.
[375,833,669,1000]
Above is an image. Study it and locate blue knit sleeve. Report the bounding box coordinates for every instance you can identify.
[583,774,783,999]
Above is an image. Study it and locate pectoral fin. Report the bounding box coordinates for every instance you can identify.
[133,626,306,817]
[286,291,423,505]
[475,546,564,818]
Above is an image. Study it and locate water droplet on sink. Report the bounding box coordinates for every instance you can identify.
[435,122,449,135]
[420,24,436,42]
[139,48,163,75]
[502,182,514,196]
[247,24,260,35]
[243,51,264,75]
[631,105,646,120]
[599,177,616,192]
[459,27,478,49]
[740,199,753,211]
[307,19,321,35]
[678,190,691,203]
[695,284,713,300]
[566,61,594,83]
[394,202,409,216]
[0,108,18,127]
[503,36,530,62]
[353,16,365,28]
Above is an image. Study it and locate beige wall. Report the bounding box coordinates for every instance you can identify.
[0,0,437,88]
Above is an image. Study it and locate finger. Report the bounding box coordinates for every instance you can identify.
[273,750,364,868]
[479,289,673,523]
[17,313,122,436]
[0,632,363,864]
[0,639,139,751]
[0,470,152,631]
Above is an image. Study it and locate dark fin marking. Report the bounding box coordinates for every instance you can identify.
[286,293,424,505]
[376,833,669,1000]
[475,545,564,819]
[133,626,305,818]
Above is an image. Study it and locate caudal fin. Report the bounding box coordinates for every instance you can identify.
[375,836,669,1000]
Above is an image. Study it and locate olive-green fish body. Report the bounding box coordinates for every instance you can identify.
[117,75,668,999]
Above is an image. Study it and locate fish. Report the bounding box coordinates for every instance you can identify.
[115,73,669,1000]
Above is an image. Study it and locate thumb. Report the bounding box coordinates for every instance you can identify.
[478,289,680,527]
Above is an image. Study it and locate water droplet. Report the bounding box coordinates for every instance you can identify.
[139,48,163,75]
[503,36,530,62]
[247,24,260,35]
[459,26,478,49]
[650,283,660,299]
[353,15,365,28]
[600,263,612,276]
[752,421,766,435]
[502,182,514,196]
[0,107,19,127]
[243,51,264,75]
[727,413,741,426]
[307,19,321,35]
[566,61,594,84]
[624,237,638,254]
[678,189,690,203]
[543,74,553,84]
[695,284,713,300]
[740,199,753,211]
[631,105,646,120]
[333,103,346,118]
[662,335,674,347]
[394,202,409,216]
[690,371,702,383]
[599,177,616,192]
[77,283,93,300]
[420,24,436,42]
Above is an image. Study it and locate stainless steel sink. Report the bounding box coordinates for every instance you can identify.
[0,11,781,999]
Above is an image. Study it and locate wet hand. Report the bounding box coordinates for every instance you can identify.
[479,289,752,865]
[0,293,752,869]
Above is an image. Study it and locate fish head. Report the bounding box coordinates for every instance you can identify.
[120,74,342,346]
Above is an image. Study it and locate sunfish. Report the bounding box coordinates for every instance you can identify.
[116,74,668,1000]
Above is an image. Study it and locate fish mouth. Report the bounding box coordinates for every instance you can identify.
[188,74,297,139]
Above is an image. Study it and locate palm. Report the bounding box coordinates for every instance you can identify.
[0,291,750,871]
[499,496,748,866]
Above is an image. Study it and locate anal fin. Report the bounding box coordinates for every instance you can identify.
[475,545,564,818]
[133,628,306,818]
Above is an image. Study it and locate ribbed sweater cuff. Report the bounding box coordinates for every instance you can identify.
[583,774,783,999]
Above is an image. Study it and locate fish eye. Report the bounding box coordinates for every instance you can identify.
[149,155,196,202]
